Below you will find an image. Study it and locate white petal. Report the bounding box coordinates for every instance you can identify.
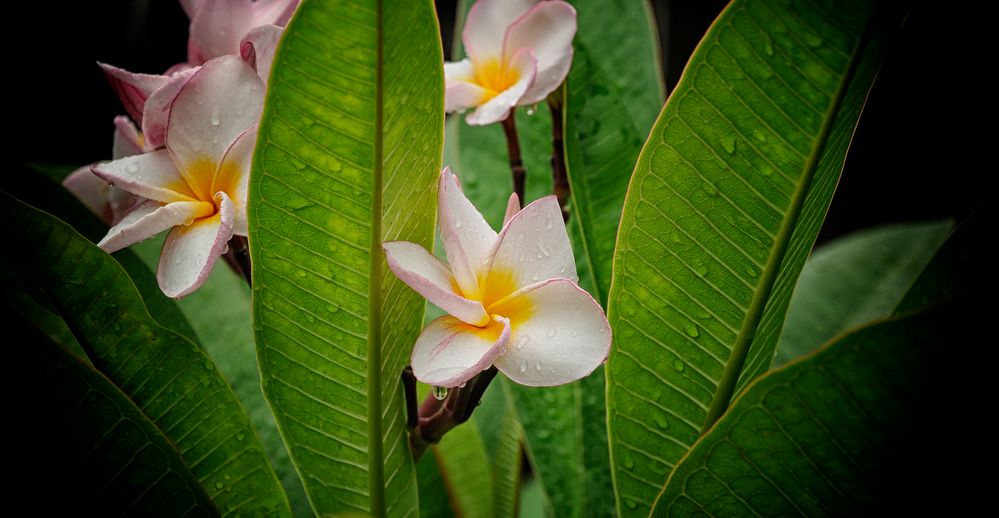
[251,0,299,27]
[166,56,264,196]
[444,58,475,82]
[91,149,198,204]
[157,192,235,298]
[446,80,491,113]
[240,24,283,85]
[488,195,576,296]
[215,125,259,236]
[462,0,537,62]
[384,241,489,326]
[492,279,610,387]
[142,67,199,151]
[465,48,537,126]
[503,192,521,226]
[98,63,170,126]
[98,200,215,253]
[411,315,511,388]
[502,0,576,105]
[437,167,498,299]
[188,0,257,63]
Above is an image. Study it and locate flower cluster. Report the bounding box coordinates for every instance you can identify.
[65,0,299,298]
[384,169,610,388]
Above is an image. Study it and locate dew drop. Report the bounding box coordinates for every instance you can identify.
[546,328,557,338]
[763,38,774,56]
[570,329,579,337]
[236,433,245,441]
[296,270,307,278]
[623,453,635,469]
[327,304,340,313]
[625,500,638,510]
[516,336,530,349]
[432,386,448,400]
[673,359,685,372]
[526,104,537,116]
[534,360,542,370]
[210,106,221,126]
[721,135,736,154]
[703,182,718,196]
[545,214,553,229]
[655,415,670,429]
[454,217,462,229]
[694,263,709,277]
[803,32,823,48]
[519,359,528,372]
[215,481,225,490]
[684,322,699,338]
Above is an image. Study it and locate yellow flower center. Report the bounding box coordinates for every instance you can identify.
[473,58,521,102]
[178,156,243,216]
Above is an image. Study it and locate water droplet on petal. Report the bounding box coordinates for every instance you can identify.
[534,360,542,370]
[454,217,462,229]
[545,215,553,229]
[546,328,557,338]
[432,386,448,400]
[211,106,221,126]
[126,162,139,173]
[570,329,579,337]
[519,359,528,372]
[517,336,530,349]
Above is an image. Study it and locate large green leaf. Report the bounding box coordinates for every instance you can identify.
[650,304,954,515]
[605,0,903,512]
[2,194,289,515]
[472,378,524,518]
[775,220,951,365]
[249,0,443,514]
[432,423,494,518]
[12,317,216,516]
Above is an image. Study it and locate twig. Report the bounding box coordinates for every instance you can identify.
[501,114,526,203]
[406,367,500,461]
[222,235,252,286]
[549,98,570,222]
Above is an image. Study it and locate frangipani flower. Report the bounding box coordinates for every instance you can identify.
[92,56,264,298]
[184,0,298,67]
[445,0,576,125]
[383,168,610,388]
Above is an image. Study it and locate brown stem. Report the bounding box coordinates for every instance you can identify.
[406,367,499,461]
[548,101,570,223]
[222,235,252,286]
[501,114,526,203]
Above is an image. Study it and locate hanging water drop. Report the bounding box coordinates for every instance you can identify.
[526,104,538,116]
[432,386,448,400]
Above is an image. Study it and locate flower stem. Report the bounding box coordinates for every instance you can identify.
[501,114,526,203]
[222,235,252,286]
[405,366,499,461]
[548,97,570,222]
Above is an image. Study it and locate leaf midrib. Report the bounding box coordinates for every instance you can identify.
[700,6,876,431]
[367,0,386,514]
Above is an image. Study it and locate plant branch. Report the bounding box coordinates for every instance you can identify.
[222,235,252,286]
[406,367,499,461]
[501,114,526,203]
[548,98,570,222]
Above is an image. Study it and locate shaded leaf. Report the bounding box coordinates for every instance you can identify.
[651,303,961,515]
[249,0,444,514]
[11,316,216,517]
[776,220,950,365]
[433,423,494,518]
[2,194,289,515]
[605,0,904,512]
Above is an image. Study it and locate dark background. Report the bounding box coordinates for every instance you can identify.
[8,0,991,244]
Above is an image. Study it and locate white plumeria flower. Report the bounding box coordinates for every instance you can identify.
[91,56,264,298]
[445,0,577,125]
[383,168,610,388]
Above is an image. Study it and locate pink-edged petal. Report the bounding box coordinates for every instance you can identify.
[98,200,215,253]
[445,59,475,82]
[167,56,265,191]
[215,125,259,236]
[383,241,490,326]
[165,62,197,76]
[446,81,491,113]
[492,279,610,387]
[92,149,198,204]
[465,48,537,126]
[489,195,576,293]
[63,166,113,224]
[502,0,576,105]
[438,167,498,299]
[462,0,536,62]
[108,187,145,226]
[412,315,511,387]
[503,192,521,226]
[157,192,235,298]
[251,0,300,27]
[188,0,256,64]
[99,63,170,125]
[240,24,283,84]
[112,116,144,158]
[142,67,199,150]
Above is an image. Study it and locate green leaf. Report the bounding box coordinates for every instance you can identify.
[417,452,455,518]
[473,384,524,518]
[605,0,904,512]
[432,423,494,518]
[12,317,216,516]
[650,304,955,515]
[776,220,951,365]
[131,239,311,515]
[2,194,289,516]
[249,0,444,514]
[563,0,665,304]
